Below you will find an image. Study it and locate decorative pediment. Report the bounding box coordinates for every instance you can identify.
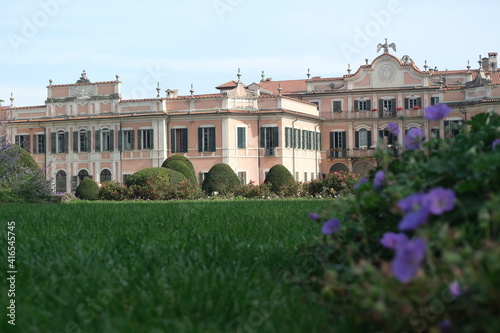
[70,85,97,99]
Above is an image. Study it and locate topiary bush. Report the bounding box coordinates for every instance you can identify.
[201,163,240,196]
[75,178,99,200]
[126,167,172,200]
[305,108,500,332]
[126,167,171,187]
[164,168,187,184]
[161,155,197,184]
[264,164,295,194]
[163,160,194,184]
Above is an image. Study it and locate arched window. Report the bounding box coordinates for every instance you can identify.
[100,169,112,183]
[55,170,67,193]
[78,169,89,183]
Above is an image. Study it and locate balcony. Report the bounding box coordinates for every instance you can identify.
[329,148,376,159]
[328,108,423,120]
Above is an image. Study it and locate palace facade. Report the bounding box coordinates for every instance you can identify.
[2,45,499,193]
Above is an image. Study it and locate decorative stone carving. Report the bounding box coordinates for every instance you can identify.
[378,64,396,83]
[70,85,97,99]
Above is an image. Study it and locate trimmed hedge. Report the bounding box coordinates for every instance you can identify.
[264,164,295,194]
[161,155,197,184]
[75,178,99,200]
[163,160,196,184]
[125,167,171,187]
[164,168,187,184]
[202,163,240,195]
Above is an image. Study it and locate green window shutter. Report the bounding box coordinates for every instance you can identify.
[87,131,91,152]
[73,131,78,152]
[341,132,346,149]
[237,127,246,148]
[171,128,176,153]
[210,128,215,151]
[355,131,359,148]
[51,133,56,153]
[118,130,123,151]
[330,132,334,149]
[417,97,422,107]
[272,127,278,148]
[15,136,20,145]
[284,127,289,148]
[109,130,115,151]
[137,130,142,150]
[366,100,371,110]
[148,129,154,150]
[391,99,396,111]
[367,131,372,147]
[95,130,101,152]
[182,128,188,152]
[198,128,203,152]
[354,100,359,110]
[130,130,135,150]
[64,132,69,153]
[71,176,78,192]
[404,98,409,109]
[260,127,265,148]
[378,99,384,117]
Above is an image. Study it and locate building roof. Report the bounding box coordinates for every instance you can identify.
[254,79,308,95]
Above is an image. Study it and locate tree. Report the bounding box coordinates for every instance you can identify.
[201,163,240,195]
[264,164,295,194]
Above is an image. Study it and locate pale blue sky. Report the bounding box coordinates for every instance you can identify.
[1,0,497,106]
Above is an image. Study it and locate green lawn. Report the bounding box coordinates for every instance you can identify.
[0,200,337,333]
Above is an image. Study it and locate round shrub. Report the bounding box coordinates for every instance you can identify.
[75,178,99,200]
[164,168,187,184]
[163,160,196,184]
[202,163,240,195]
[161,155,196,184]
[125,167,171,187]
[264,164,295,194]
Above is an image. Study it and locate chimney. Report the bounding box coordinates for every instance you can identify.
[482,57,489,71]
[489,52,498,72]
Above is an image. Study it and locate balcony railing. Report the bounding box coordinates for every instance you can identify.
[328,108,423,120]
[329,148,377,159]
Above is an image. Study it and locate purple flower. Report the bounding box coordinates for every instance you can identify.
[309,212,320,221]
[398,193,426,213]
[321,218,340,235]
[493,138,500,150]
[437,319,452,333]
[398,206,429,231]
[373,170,384,190]
[387,122,400,136]
[404,128,424,150]
[425,187,456,215]
[391,237,426,283]
[353,177,367,190]
[448,280,461,298]
[424,104,451,120]
[380,232,408,249]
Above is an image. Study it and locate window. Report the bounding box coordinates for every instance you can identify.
[355,129,372,148]
[51,131,68,153]
[310,101,320,110]
[199,172,209,186]
[431,97,440,106]
[379,128,397,145]
[122,174,132,184]
[73,130,91,153]
[139,129,154,150]
[72,169,91,192]
[95,129,115,152]
[308,131,314,150]
[171,128,188,153]
[238,171,246,184]
[431,128,440,139]
[444,120,463,138]
[237,127,246,149]
[285,127,292,148]
[100,169,112,183]
[379,98,396,117]
[119,130,135,151]
[55,170,67,193]
[332,100,342,112]
[304,172,308,182]
[316,132,321,151]
[330,131,346,158]
[302,130,307,149]
[405,97,422,109]
[294,129,301,149]
[198,127,215,152]
[260,127,279,156]
[15,135,30,152]
[34,134,45,154]
[355,100,371,111]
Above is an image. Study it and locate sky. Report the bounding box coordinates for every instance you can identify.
[1,0,498,107]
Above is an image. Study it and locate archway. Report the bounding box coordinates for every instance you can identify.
[353,161,374,177]
[329,163,349,173]
[55,170,67,193]
[100,169,112,183]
